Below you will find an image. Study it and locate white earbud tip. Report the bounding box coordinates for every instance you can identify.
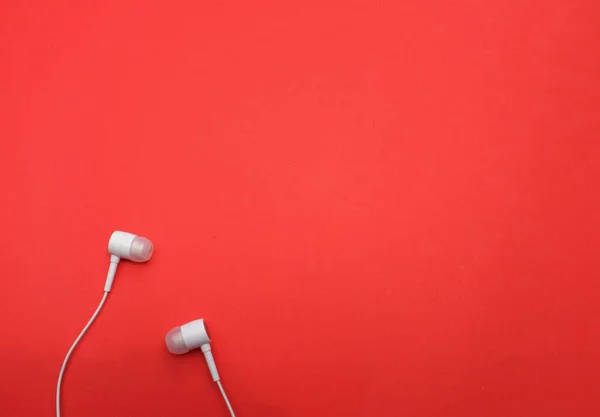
[129,236,153,262]
[165,326,189,354]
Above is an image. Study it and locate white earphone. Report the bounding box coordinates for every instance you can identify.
[56,232,237,417]
[104,231,153,291]
[56,231,153,417]
[166,319,236,416]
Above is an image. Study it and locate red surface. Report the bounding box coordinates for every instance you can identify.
[1,1,599,416]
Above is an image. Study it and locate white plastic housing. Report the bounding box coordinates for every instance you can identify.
[165,319,221,381]
[165,319,211,354]
[108,231,153,262]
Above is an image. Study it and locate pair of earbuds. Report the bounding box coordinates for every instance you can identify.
[56,231,235,417]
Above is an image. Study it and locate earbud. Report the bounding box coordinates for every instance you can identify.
[57,230,155,417]
[104,231,153,292]
[108,231,153,262]
[165,319,236,416]
[165,319,220,381]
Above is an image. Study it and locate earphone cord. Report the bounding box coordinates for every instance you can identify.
[216,380,236,417]
[56,291,109,417]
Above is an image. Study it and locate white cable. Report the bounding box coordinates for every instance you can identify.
[56,291,109,417]
[216,380,236,417]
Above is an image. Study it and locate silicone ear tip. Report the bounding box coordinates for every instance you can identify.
[129,236,153,262]
[165,327,189,354]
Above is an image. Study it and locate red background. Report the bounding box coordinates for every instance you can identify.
[1,1,599,416]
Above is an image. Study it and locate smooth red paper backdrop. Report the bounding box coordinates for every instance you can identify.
[1,1,599,416]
